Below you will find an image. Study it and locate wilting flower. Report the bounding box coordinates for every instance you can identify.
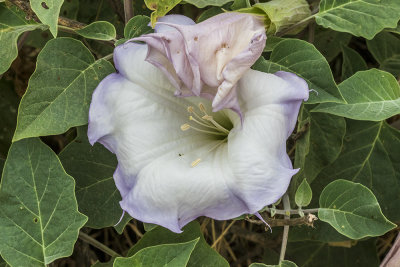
[130,13,266,115]
[88,13,309,233]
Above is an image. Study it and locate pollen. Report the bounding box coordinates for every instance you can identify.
[191,158,202,167]
[180,123,190,131]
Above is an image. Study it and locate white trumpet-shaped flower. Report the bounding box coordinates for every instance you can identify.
[88,14,309,233]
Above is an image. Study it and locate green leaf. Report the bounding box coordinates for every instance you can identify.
[0,138,87,266]
[286,239,379,267]
[13,37,114,141]
[388,23,400,35]
[0,79,19,157]
[263,36,285,52]
[145,0,182,27]
[59,126,123,228]
[30,0,64,37]
[184,0,233,8]
[313,28,352,62]
[124,15,152,39]
[128,221,229,267]
[252,39,343,104]
[0,158,4,175]
[60,0,79,20]
[291,107,346,196]
[312,69,400,121]
[249,260,297,267]
[295,179,312,207]
[197,6,224,23]
[231,0,250,10]
[288,220,349,243]
[367,32,400,77]
[315,0,400,39]
[114,239,199,267]
[313,120,400,222]
[0,4,46,74]
[319,179,396,239]
[75,21,116,41]
[341,45,368,80]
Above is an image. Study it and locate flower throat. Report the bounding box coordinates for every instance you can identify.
[180,103,231,167]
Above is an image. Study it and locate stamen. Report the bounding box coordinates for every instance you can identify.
[189,116,217,129]
[206,137,227,153]
[198,103,207,114]
[187,106,194,113]
[191,158,202,167]
[188,125,227,136]
[180,123,190,131]
[202,115,230,134]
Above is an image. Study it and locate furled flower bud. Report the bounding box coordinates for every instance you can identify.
[237,0,311,35]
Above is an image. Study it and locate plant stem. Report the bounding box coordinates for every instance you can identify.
[279,193,291,262]
[124,0,134,24]
[79,232,121,258]
[211,220,235,248]
[265,207,319,215]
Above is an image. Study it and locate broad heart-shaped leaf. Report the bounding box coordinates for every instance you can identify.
[115,15,153,46]
[127,221,229,267]
[295,179,312,207]
[0,79,19,158]
[124,16,152,39]
[249,260,297,267]
[75,21,116,41]
[290,106,346,198]
[184,0,232,8]
[285,239,379,267]
[59,126,123,229]
[319,179,396,239]
[367,32,400,77]
[252,39,343,104]
[13,37,114,142]
[30,0,64,37]
[0,138,87,266]
[312,120,400,222]
[145,0,182,27]
[114,239,198,267]
[0,4,46,75]
[313,28,352,62]
[312,69,400,121]
[315,0,400,39]
[341,45,367,80]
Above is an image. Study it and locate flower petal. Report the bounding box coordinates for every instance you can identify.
[226,69,309,212]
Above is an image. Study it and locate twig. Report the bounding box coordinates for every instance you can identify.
[280,194,290,262]
[124,0,134,24]
[9,0,86,29]
[211,220,235,248]
[78,232,121,258]
[246,213,318,227]
[265,207,319,216]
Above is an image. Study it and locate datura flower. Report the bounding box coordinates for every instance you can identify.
[88,13,309,233]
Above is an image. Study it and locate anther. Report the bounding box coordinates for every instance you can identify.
[191,158,201,167]
[198,103,207,114]
[187,106,194,113]
[180,123,190,131]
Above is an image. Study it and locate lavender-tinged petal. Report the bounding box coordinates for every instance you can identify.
[212,32,266,109]
[154,14,195,33]
[225,69,308,212]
